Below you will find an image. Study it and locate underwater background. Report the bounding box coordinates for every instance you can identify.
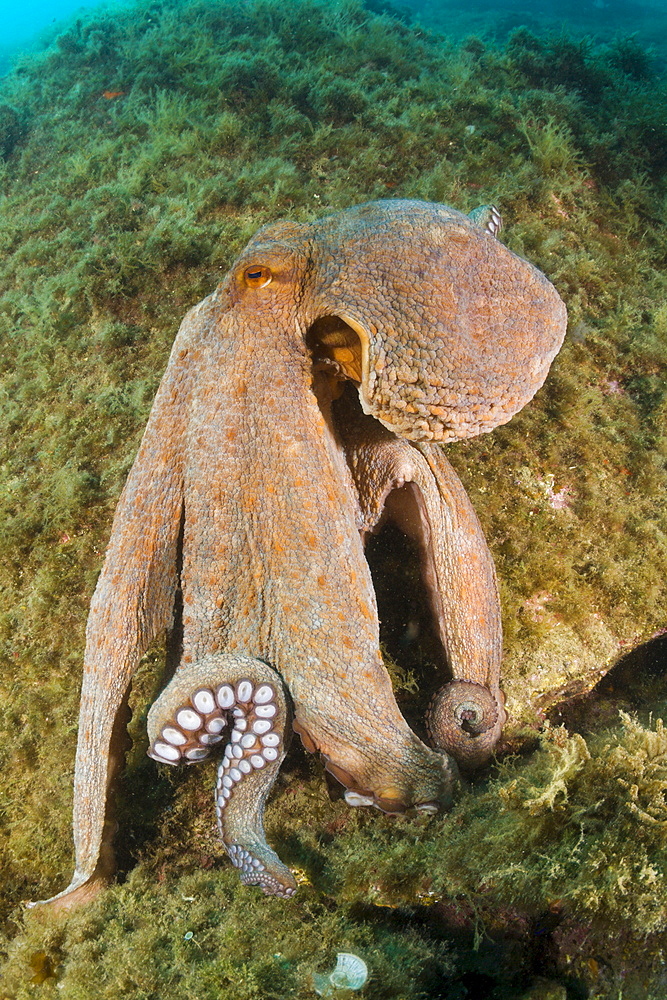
[0,0,666,997]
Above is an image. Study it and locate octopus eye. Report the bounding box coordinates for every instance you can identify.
[244,265,272,288]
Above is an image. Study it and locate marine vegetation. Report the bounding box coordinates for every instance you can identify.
[0,0,666,996]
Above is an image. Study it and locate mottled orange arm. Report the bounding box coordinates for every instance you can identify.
[31,297,213,908]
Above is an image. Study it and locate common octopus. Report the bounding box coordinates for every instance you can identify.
[34,199,566,908]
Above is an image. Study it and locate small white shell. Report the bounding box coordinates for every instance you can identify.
[330,954,368,990]
[313,953,368,995]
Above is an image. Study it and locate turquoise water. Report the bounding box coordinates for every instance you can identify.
[3,0,667,68]
[0,0,129,73]
[411,0,667,61]
[0,0,95,45]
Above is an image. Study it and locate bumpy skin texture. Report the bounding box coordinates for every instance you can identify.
[31,200,566,910]
[309,201,565,441]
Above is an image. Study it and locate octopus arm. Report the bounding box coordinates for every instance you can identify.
[147,654,297,898]
[408,442,506,766]
[406,442,503,689]
[373,443,505,766]
[333,387,504,767]
[29,301,208,910]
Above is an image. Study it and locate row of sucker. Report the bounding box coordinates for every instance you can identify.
[148,677,278,766]
[212,682,296,895]
[225,842,295,898]
[214,680,281,813]
[148,675,295,897]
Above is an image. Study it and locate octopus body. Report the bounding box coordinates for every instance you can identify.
[33,200,566,908]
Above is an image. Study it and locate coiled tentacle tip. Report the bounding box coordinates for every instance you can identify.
[427,680,504,769]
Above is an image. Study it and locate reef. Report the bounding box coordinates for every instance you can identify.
[0,0,665,996]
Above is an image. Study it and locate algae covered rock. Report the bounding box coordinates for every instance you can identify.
[0,103,21,157]
[0,0,666,996]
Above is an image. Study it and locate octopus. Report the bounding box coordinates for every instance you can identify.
[33,199,566,909]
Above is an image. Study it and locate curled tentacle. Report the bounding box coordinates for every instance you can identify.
[326,388,505,771]
[148,653,297,898]
[426,680,504,770]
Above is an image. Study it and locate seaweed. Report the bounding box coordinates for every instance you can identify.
[0,0,666,995]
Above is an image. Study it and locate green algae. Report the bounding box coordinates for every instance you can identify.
[0,0,666,995]
[2,711,666,997]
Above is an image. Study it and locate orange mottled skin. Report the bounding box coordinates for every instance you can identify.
[32,201,566,908]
